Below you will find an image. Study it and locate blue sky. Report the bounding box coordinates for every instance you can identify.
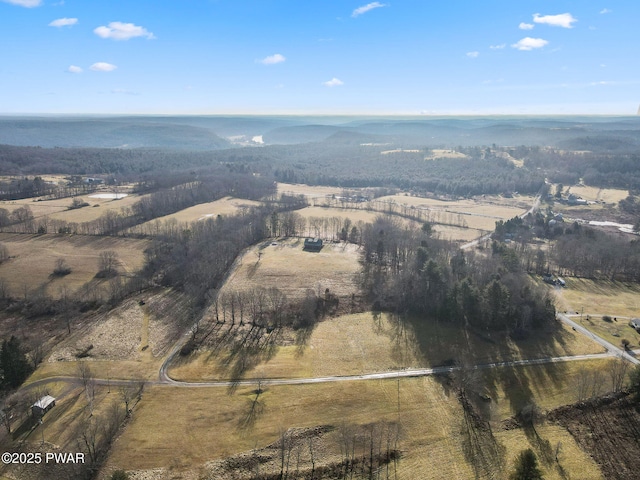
[1,0,637,115]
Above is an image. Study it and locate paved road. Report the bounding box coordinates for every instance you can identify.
[557,313,640,365]
[461,193,541,250]
[25,351,615,392]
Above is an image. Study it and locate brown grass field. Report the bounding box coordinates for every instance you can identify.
[220,237,361,301]
[132,197,262,234]
[293,205,381,225]
[376,194,528,230]
[169,312,605,382]
[0,233,148,299]
[549,278,640,349]
[24,288,194,383]
[552,278,640,320]
[433,224,486,241]
[565,185,629,204]
[0,192,148,224]
[101,361,607,480]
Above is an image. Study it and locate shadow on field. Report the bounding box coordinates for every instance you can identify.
[380,312,573,477]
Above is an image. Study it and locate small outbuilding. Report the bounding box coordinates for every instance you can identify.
[303,238,323,252]
[31,395,56,418]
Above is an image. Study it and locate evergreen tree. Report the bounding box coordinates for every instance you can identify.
[0,336,33,388]
[510,448,544,480]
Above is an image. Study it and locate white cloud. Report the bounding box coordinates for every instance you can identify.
[352,2,387,18]
[49,17,78,27]
[466,51,479,58]
[259,53,286,65]
[90,62,117,72]
[1,0,42,7]
[94,22,155,40]
[511,37,549,51]
[533,13,577,28]
[600,8,611,14]
[490,44,506,50]
[67,65,83,74]
[323,77,344,87]
[519,22,534,30]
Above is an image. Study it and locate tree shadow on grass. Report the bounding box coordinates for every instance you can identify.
[383,312,575,474]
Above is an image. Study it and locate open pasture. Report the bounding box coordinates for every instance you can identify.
[552,278,640,320]
[103,364,604,480]
[433,224,486,241]
[0,193,148,225]
[552,278,640,348]
[170,310,604,382]
[565,185,629,204]
[130,196,262,235]
[0,233,148,298]
[377,194,527,219]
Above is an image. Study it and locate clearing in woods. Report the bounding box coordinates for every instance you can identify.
[0,233,148,298]
[221,237,361,301]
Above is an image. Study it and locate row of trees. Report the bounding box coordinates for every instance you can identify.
[1,170,277,237]
[142,197,308,308]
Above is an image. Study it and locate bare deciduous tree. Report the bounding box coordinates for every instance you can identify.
[97,250,119,277]
[608,356,630,393]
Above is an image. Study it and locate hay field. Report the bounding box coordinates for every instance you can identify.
[48,194,148,223]
[552,278,640,319]
[297,205,379,223]
[0,193,146,224]
[102,366,604,480]
[0,233,148,298]
[131,196,263,235]
[433,224,486,241]
[565,185,629,204]
[550,278,640,348]
[170,311,604,382]
[0,198,67,219]
[221,237,361,301]
[378,194,527,219]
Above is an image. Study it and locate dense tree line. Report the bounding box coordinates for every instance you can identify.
[142,198,302,307]
[518,147,640,190]
[0,336,32,391]
[359,216,555,335]
[549,223,640,281]
[0,142,544,196]
[0,176,57,200]
[3,170,276,236]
